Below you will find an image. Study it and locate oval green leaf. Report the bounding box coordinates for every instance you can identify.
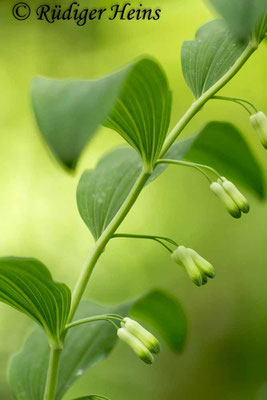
[209,0,267,43]
[76,148,142,240]
[32,58,171,170]
[0,257,71,344]
[181,19,247,99]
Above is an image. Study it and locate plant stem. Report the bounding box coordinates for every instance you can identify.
[160,43,256,156]
[113,233,178,245]
[65,314,122,330]
[69,42,257,324]
[112,233,177,252]
[157,159,213,183]
[43,41,257,400]
[212,95,257,114]
[68,169,152,322]
[43,347,62,400]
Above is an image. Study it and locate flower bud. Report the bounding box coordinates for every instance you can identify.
[187,248,215,278]
[172,246,215,286]
[210,182,241,219]
[250,111,267,149]
[121,318,160,354]
[172,246,203,286]
[221,178,250,213]
[117,328,154,364]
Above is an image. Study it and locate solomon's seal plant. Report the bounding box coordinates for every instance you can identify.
[2,0,266,399]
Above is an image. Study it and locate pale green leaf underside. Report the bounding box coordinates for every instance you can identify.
[0,257,71,342]
[181,19,246,98]
[209,0,267,43]
[32,58,171,170]
[9,290,185,400]
[77,121,264,240]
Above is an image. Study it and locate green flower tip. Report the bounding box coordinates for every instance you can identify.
[250,111,267,149]
[171,245,215,287]
[210,178,249,218]
[118,318,161,364]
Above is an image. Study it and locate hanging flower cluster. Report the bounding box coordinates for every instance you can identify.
[171,246,215,286]
[117,318,160,364]
[210,177,249,218]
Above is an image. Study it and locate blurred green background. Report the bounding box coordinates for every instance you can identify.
[0,0,267,399]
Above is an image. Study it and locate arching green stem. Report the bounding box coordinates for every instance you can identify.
[42,41,257,400]
[212,95,258,114]
[156,159,222,183]
[65,314,123,331]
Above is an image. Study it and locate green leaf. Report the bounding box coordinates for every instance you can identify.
[134,118,264,198]
[209,0,267,43]
[9,301,130,400]
[77,121,264,240]
[76,142,198,240]
[180,121,265,198]
[56,302,130,400]
[104,58,171,168]
[32,58,171,170]
[72,397,110,400]
[8,328,49,400]
[77,148,142,240]
[155,122,264,197]
[181,19,247,99]
[131,289,187,352]
[0,257,71,344]
[9,290,186,400]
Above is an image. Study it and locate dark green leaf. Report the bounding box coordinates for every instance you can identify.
[181,19,246,98]
[76,148,142,240]
[9,290,187,400]
[32,58,171,170]
[209,0,267,43]
[72,396,110,400]
[154,122,264,198]
[181,121,264,198]
[76,142,198,240]
[9,301,130,400]
[0,257,71,343]
[8,328,49,400]
[104,58,171,168]
[131,289,187,352]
